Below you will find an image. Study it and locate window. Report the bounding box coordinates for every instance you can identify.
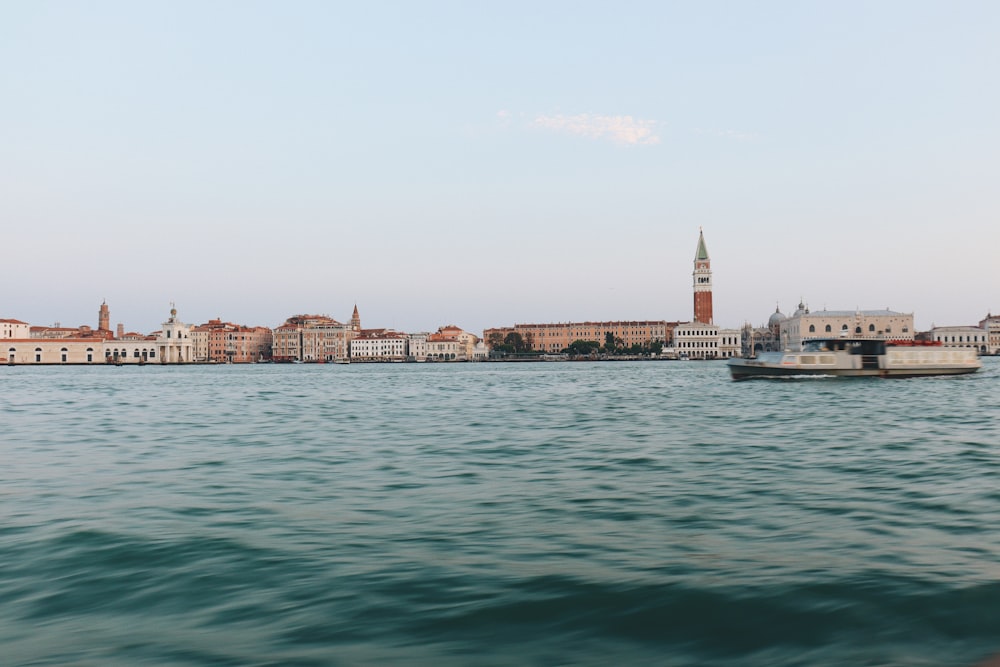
[825,325,832,333]
[809,325,816,333]
[869,324,875,332]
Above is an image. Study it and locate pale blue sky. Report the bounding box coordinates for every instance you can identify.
[2,1,998,334]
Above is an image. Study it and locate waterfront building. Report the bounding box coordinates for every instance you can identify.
[272,314,351,362]
[192,319,273,363]
[4,301,170,364]
[427,325,480,360]
[6,339,100,364]
[484,321,676,353]
[154,305,194,363]
[1,319,30,339]
[673,323,741,359]
[741,307,785,356]
[980,313,1000,355]
[350,330,408,361]
[407,332,429,361]
[929,325,990,355]
[778,302,914,350]
[425,337,462,361]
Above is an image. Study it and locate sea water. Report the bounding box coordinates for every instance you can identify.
[2,359,999,666]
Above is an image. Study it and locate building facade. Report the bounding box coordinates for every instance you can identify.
[1,319,30,339]
[673,323,741,359]
[407,333,429,361]
[350,330,408,361]
[155,306,194,363]
[484,321,676,353]
[3,302,190,364]
[929,326,990,355]
[192,319,273,363]
[779,303,914,350]
[272,314,351,362]
[980,313,1000,355]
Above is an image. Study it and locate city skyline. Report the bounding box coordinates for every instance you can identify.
[3,2,998,334]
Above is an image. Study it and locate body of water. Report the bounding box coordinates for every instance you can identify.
[2,359,999,666]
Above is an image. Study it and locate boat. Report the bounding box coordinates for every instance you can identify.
[727,338,981,380]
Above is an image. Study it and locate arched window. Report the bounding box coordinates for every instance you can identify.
[86,347,94,363]
[35,347,42,363]
[855,326,862,334]
[825,325,832,333]
[841,324,848,331]
[60,347,68,363]
[809,325,816,333]
[869,324,876,332]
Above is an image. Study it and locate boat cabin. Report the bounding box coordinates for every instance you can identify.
[801,338,886,355]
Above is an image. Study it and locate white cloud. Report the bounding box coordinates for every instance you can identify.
[531,113,661,146]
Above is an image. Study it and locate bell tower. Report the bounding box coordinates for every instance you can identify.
[692,229,713,324]
[351,304,361,331]
[98,301,111,332]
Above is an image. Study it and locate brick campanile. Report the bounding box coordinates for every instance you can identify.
[692,229,713,324]
[98,301,111,332]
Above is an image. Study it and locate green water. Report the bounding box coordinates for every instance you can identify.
[2,360,999,666]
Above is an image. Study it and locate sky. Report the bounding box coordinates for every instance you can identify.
[2,1,998,334]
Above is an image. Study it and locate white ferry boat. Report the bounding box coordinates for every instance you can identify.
[727,338,981,380]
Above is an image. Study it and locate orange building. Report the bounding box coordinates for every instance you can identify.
[192,319,273,363]
[484,320,678,353]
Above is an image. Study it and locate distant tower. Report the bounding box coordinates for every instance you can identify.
[98,301,110,332]
[116,323,124,339]
[351,304,361,331]
[692,229,713,324]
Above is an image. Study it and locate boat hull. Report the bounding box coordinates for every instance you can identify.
[728,360,980,380]
[727,341,982,380]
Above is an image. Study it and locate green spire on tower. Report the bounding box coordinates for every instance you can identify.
[695,228,710,261]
